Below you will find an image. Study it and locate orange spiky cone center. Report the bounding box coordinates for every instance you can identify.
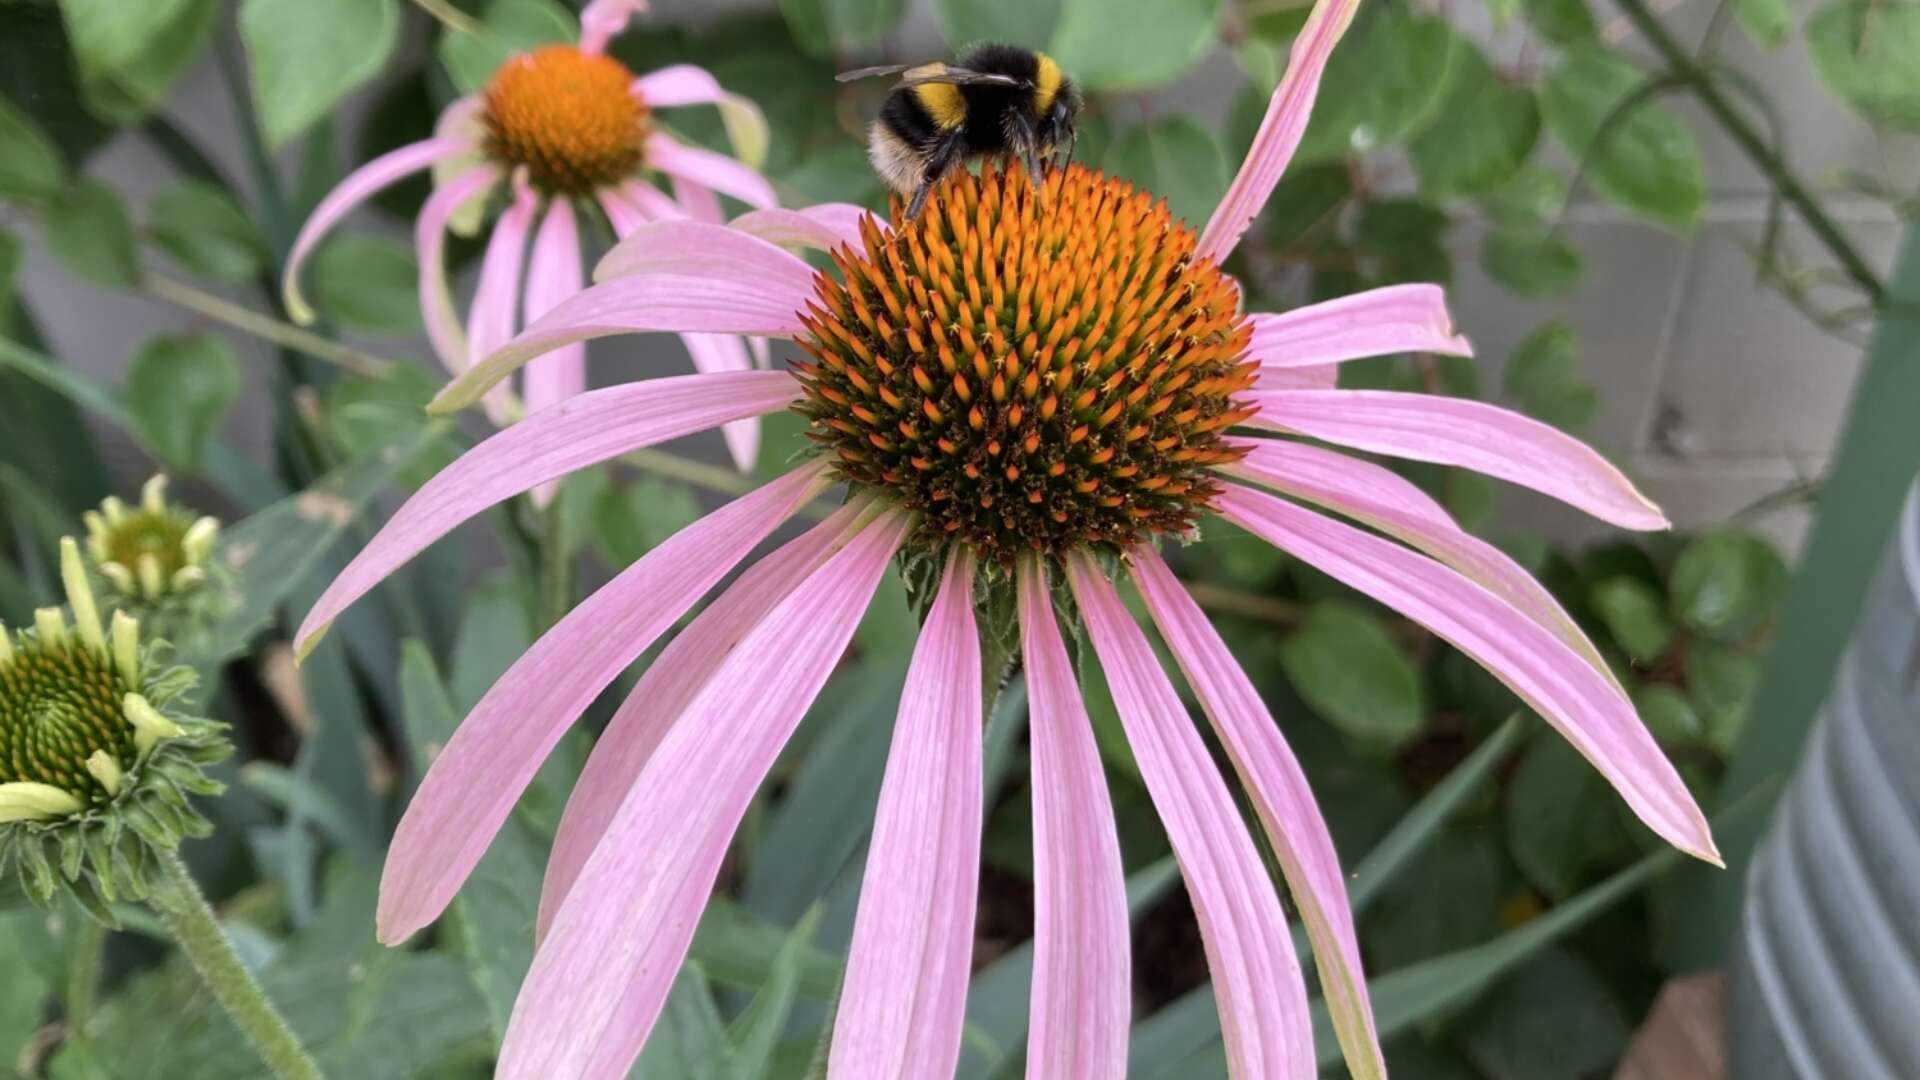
[482,45,648,194]
[793,162,1259,564]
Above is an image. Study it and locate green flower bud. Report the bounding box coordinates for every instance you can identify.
[82,475,232,654]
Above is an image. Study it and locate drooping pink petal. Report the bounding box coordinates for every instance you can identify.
[830,547,982,1080]
[597,187,649,236]
[1017,557,1129,1079]
[579,0,644,54]
[535,499,871,939]
[1129,549,1383,1080]
[377,461,830,944]
[729,205,875,253]
[498,510,911,1080]
[1257,363,1338,391]
[1248,284,1472,367]
[621,179,687,222]
[1067,554,1313,1080]
[295,370,802,655]
[436,230,815,413]
[283,136,473,324]
[1224,437,1621,690]
[677,332,759,470]
[522,198,589,504]
[1197,0,1363,264]
[431,98,490,237]
[669,173,725,224]
[465,183,538,428]
[1246,389,1669,530]
[416,166,504,373]
[631,63,769,168]
[646,132,778,209]
[1216,484,1720,864]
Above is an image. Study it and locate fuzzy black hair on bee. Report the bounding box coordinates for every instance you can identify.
[839,43,1084,220]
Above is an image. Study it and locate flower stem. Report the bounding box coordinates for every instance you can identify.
[142,274,395,378]
[1609,0,1885,305]
[536,488,575,635]
[63,911,105,1044]
[154,850,324,1080]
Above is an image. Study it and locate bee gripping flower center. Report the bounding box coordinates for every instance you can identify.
[793,162,1259,564]
[0,635,135,803]
[483,44,648,194]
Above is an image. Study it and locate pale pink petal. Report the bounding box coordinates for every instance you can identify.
[498,510,911,1079]
[1130,549,1383,1080]
[678,332,759,471]
[646,132,778,209]
[631,64,769,168]
[1257,363,1338,391]
[1197,0,1363,264]
[1247,389,1669,530]
[416,166,504,373]
[535,499,871,939]
[1018,557,1129,1079]
[748,334,771,369]
[431,98,490,236]
[1216,484,1719,865]
[1067,554,1313,1080]
[670,173,725,224]
[436,228,815,413]
[295,370,802,654]
[1224,436,1622,690]
[522,198,589,503]
[830,547,981,1080]
[579,0,643,54]
[377,461,830,944]
[465,183,537,427]
[1249,284,1472,367]
[597,187,649,236]
[729,205,875,253]
[283,136,472,324]
[621,179,688,222]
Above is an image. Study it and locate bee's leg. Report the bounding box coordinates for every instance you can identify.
[1006,110,1046,197]
[905,132,967,220]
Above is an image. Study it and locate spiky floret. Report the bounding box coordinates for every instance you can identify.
[792,161,1259,564]
[483,44,648,194]
[0,539,229,923]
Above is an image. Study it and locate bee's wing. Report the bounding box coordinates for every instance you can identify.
[837,61,1025,89]
[836,63,918,83]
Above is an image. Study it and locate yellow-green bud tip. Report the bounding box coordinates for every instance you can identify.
[0,782,84,822]
[33,608,66,649]
[85,751,124,796]
[123,693,183,753]
[111,611,140,688]
[141,474,170,513]
[181,516,220,565]
[59,537,105,652]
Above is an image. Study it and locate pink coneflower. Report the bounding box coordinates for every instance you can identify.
[295,0,1719,1075]
[280,0,777,472]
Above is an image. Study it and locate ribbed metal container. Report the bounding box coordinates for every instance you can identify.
[1727,483,1920,1079]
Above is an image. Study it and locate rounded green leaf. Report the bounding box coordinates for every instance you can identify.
[1807,1,1920,130]
[1483,228,1584,298]
[240,0,399,148]
[1504,321,1599,432]
[58,0,214,122]
[778,0,905,59]
[1668,529,1788,639]
[149,183,266,283]
[305,234,422,332]
[1461,948,1629,1079]
[936,0,1062,50]
[1733,0,1790,49]
[0,96,65,201]
[1102,117,1228,228]
[591,477,705,567]
[1590,576,1675,663]
[123,332,242,470]
[1049,0,1223,92]
[1278,600,1425,749]
[439,0,577,95]
[1409,46,1540,198]
[1518,0,1599,46]
[1294,5,1462,163]
[1634,684,1703,743]
[1688,642,1759,754]
[1540,48,1704,231]
[1505,734,1634,898]
[43,180,138,288]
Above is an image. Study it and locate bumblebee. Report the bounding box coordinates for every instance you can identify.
[839,44,1083,219]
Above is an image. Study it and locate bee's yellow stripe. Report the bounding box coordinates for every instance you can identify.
[1034,53,1063,112]
[913,70,967,131]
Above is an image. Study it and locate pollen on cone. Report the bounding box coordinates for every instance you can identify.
[483,44,648,194]
[793,161,1257,563]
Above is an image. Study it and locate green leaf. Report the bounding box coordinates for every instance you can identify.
[1364,828,1508,968]
[1479,166,1568,229]
[1733,0,1790,48]
[1458,948,1629,1079]
[1590,576,1675,662]
[592,475,706,566]
[1354,199,1452,285]
[1279,600,1424,750]
[58,0,215,121]
[1540,48,1704,231]
[1483,229,1585,297]
[1668,529,1787,639]
[439,0,577,95]
[240,0,400,148]
[1408,46,1539,198]
[43,180,139,288]
[122,332,241,470]
[935,0,1062,49]
[687,897,844,1001]
[1688,643,1759,755]
[1503,321,1598,432]
[1506,734,1632,898]
[1049,0,1223,92]
[778,0,905,58]
[306,234,422,332]
[1102,117,1229,229]
[725,906,822,1076]
[1518,0,1598,46]
[1807,1,1920,130]
[1634,683,1703,743]
[1445,470,1497,532]
[1258,161,1352,250]
[1294,6,1461,163]
[0,96,63,201]
[148,183,267,283]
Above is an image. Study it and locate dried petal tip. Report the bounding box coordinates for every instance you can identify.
[793,161,1258,563]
